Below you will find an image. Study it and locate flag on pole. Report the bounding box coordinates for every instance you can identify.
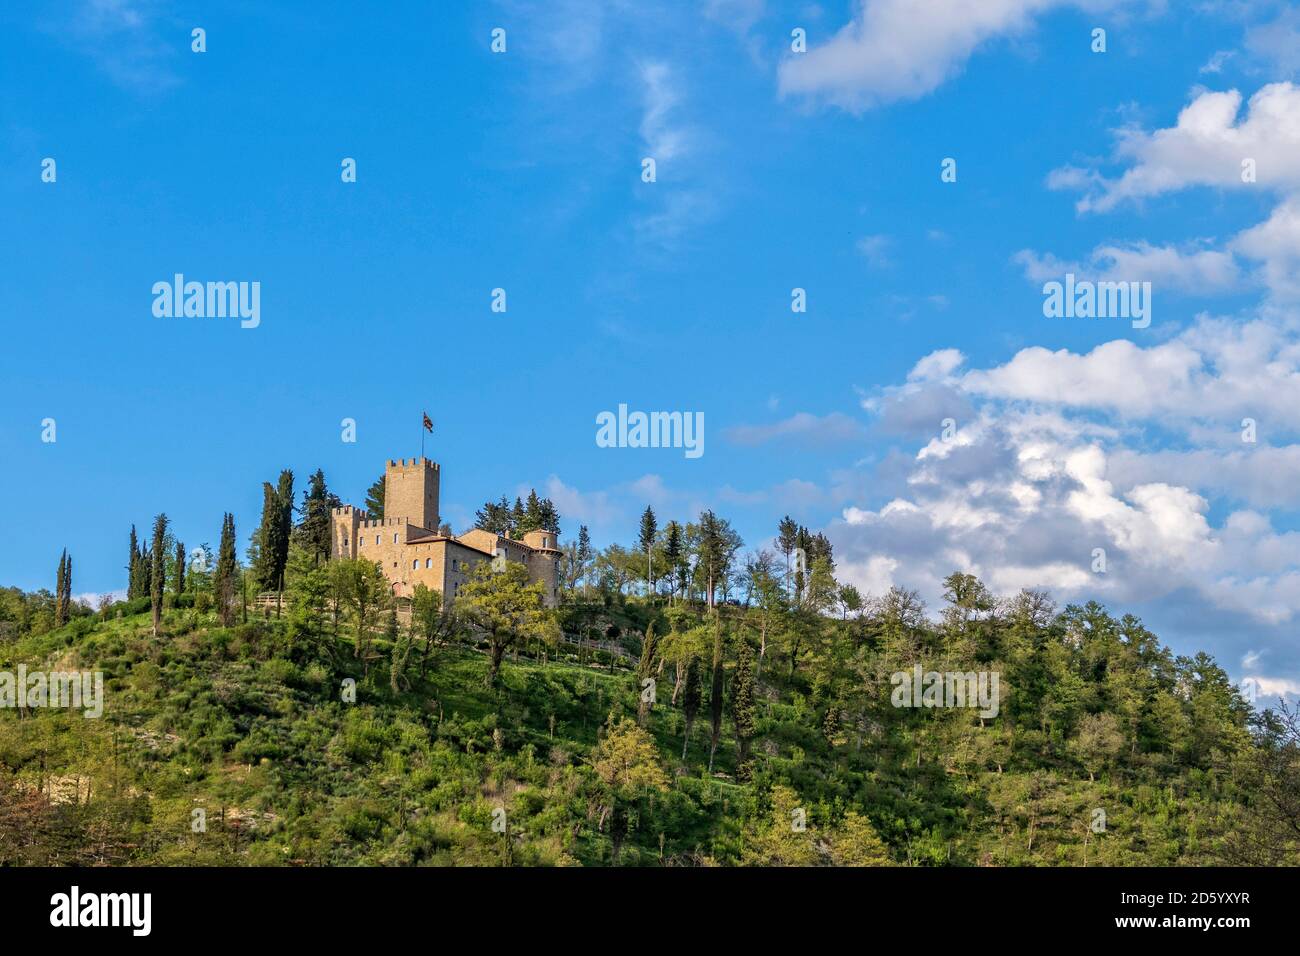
[420,411,434,461]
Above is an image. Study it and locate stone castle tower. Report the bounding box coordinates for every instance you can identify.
[384,457,440,532]
[331,457,560,607]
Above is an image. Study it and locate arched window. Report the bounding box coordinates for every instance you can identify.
[412,559,419,570]
[425,558,432,569]
[393,533,399,544]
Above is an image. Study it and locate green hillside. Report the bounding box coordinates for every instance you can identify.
[3,572,1298,867]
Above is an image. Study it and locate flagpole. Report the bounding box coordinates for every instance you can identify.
[421,417,425,462]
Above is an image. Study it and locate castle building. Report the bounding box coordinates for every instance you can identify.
[331,457,561,607]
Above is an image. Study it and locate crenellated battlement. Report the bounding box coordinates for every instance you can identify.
[329,453,557,606]
[357,517,407,529]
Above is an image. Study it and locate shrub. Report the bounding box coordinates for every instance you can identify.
[261,658,300,688]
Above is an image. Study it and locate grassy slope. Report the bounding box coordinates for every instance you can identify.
[0,604,1245,866]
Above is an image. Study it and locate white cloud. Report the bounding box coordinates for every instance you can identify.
[492,0,611,86]
[834,554,901,595]
[1245,8,1300,77]
[633,189,718,247]
[1109,444,1300,509]
[704,0,768,63]
[832,315,1300,654]
[1229,194,1300,300]
[908,348,965,382]
[705,0,766,31]
[1013,241,1244,295]
[1030,83,1300,302]
[856,233,894,268]
[639,61,692,162]
[961,338,1204,416]
[631,60,720,248]
[73,588,126,608]
[45,0,179,92]
[960,315,1300,428]
[1063,83,1300,213]
[1247,674,1300,699]
[719,477,830,510]
[1199,49,1235,75]
[542,475,623,529]
[777,0,1138,111]
[725,411,869,446]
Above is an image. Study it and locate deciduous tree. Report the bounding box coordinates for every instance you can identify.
[457,562,558,688]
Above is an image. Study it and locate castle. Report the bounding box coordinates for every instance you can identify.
[331,457,561,607]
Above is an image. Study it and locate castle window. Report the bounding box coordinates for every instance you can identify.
[393,533,399,544]
[376,535,380,545]
[412,559,419,570]
[425,558,432,569]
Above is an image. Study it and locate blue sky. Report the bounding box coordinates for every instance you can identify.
[4,0,1300,698]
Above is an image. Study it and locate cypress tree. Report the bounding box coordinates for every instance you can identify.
[174,540,186,596]
[150,514,168,636]
[731,636,756,781]
[793,526,812,603]
[63,554,72,619]
[664,521,682,603]
[577,525,592,595]
[251,483,275,590]
[681,657,701,761]
[271,470,295,611]
[55,550,68,626]
[707,613,725,772]
[636,621,659,727]
[127,526,139,599]
[389,605,414,694]
[252,471,294,597]
[135,546,153,598]
[215,513,237,626]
